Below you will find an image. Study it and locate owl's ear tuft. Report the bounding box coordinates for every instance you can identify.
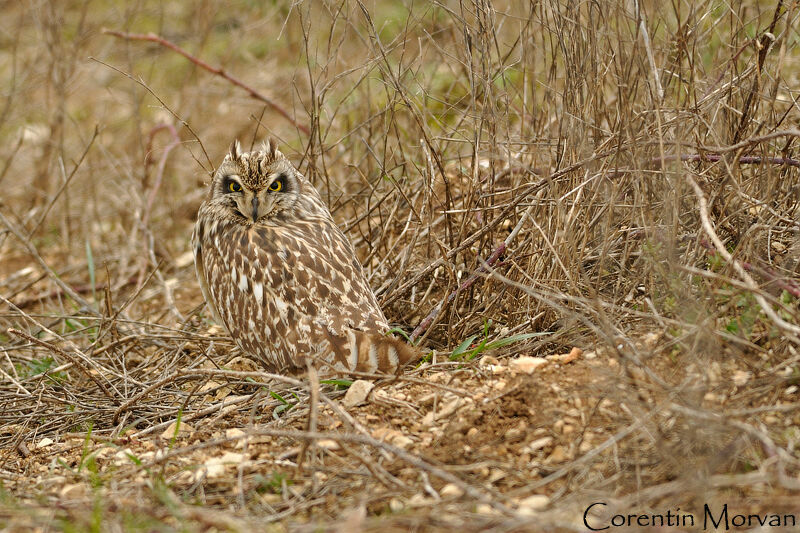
[228,140,243,160]
[260,138,278,160]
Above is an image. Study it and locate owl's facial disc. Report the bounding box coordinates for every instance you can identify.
[233,189,262,223]
[225,181,286,223]
[220,175,251,220]
[248,173,291,222]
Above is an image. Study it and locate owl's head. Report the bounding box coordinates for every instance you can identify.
[207,139,303,223]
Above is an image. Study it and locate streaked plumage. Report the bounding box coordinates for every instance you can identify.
[192,140,417,375]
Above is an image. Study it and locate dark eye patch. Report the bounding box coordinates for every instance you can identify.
[268,173,287,193]
[223,176,242,193]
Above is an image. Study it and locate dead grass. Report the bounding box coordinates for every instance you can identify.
[2,0,800,531]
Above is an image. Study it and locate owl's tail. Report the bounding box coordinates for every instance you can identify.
[318,329,419,375]
[351,330,420,374]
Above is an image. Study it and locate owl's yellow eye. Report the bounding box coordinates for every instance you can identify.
[227,180,242,193]
[268,179,283,192]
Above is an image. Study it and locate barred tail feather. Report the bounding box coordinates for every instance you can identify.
[347,330,419,374]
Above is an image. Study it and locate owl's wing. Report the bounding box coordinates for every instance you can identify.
[195,217,415,374]
[192,220,224,325]
[249,220,389,337]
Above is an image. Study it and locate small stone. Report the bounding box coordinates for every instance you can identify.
[545,445,568,463]
[476,503,499,515]
[207,324,225,335]
[389,498,405,512]
[642,332,661,348]
[466,427,479,440]
[506,420,528,441]
[196,451,246,482]
[226,428,260,449]
[343,380,375,407]
[226,428,246,441]
[422,397,469,426]
[113,448,135,466]
[518,494,550,515]
[59,483,87,499]
[480,355,500,366]
[523,437,553,453]
[36,438,54,449]
[408,493,429,506]
[258,492,281,505]
[492,379,507,390]
[372,427,414,449]
[94,446,115,459]
[732,370,751,386]
[392,435,414,449]
[772,241,787,253]
[488,469,506,483]
[558,347,582,364]
[440,483,464,498]
[487,364,506,374]
[316,439,340,450]
[510,356,548,374]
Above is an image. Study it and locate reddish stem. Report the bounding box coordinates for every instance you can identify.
[410,242,506,342]
[103,30,310,136]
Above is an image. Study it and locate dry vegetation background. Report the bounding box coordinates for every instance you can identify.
[2,0,800,531]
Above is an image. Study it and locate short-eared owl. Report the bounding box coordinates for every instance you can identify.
[192,140,417,375]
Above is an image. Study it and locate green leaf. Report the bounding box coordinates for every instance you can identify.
[466,338,490,360]
[320,379,353,388]
[169,410,183,449]
[386,327,413,344]
[78,422,94,473]
[483,332,548,350]
[270,391,289,405]
[450,334,478,360]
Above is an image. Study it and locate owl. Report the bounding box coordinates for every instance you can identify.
[192,140,418,375]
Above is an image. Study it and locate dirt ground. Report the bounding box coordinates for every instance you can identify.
[3,0,800,531]
[3,308,799,531]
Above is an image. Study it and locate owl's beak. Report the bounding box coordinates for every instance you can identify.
[251,197,259,222]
